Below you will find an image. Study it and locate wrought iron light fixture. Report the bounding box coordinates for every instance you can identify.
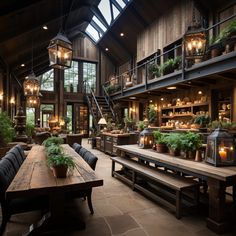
[26,95,40,108]
[48,0,73,69]
[138,128,154,149]
[205,128,236,166]
[183,6,206,63]
[23,72,40,96]
[48,32,72,69]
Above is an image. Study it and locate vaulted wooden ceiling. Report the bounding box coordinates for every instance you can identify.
[0,0,228,81]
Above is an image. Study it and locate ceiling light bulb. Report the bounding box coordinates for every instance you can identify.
[120,33,124,37]
[43,25,48,30]
[166,86,177,90]
[21,64,25,67]
[198,90,203,95]
[161,98,164,101]
[105,48,109,51]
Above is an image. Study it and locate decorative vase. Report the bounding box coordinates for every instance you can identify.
[52,165,68,178]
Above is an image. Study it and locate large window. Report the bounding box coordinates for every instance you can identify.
[83,62,96,93]
[64,61,79,93]
[26,108,35,124]
[39,69,54,91]
[66,105,73,132]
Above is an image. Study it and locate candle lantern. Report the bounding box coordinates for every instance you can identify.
[138,128,154,149]
[205,128,236,166]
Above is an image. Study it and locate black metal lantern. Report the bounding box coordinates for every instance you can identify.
[184,25,206,63]
[48,32,72,70]
[138,128,154,149]
[23,72,40,96]
[26,95,40,108]
[205,128,236,166]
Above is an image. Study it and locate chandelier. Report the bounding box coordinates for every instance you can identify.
[23,72,40,96]
[26,95,40,108]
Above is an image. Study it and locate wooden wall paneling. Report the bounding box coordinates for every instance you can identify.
[101,52,116,84]
[137,0,193,62]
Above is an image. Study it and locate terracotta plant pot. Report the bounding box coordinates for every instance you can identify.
[52,165,68,178]
[169,148,180,157]
[156,143,168,153]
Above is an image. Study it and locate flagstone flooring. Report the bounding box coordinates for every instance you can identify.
[3,139,236,236]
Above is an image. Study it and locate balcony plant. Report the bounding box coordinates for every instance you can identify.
[160,58,175,75]
[148,63,160,79]
[165,133,182,156]
[180,132,202,159]
[153,130,168,153]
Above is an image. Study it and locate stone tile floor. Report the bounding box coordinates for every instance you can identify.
[3,139,236,235]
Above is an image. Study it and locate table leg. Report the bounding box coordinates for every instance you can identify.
[24,191,85,235]
[207,178,228,234]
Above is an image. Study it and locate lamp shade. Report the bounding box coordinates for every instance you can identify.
[23,72,40,96]
[48,32,72,70]
[98,117,107,125]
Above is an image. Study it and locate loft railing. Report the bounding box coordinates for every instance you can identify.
[104,12,236,96]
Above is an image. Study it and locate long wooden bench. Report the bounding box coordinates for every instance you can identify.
[111,156,199,219]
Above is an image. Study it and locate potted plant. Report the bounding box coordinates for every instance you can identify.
[180,132,202,159]
[124,116,135,132]
[43,136,64,147]
[160,58,175,75]
[137,120,147,132]
[0,112,15,158]
[153,130,168,153]
[25,122,35,143]
[193,115,211,132]
[47,153,75,178]
[148,104,157,126]
[165,133,182,156]
[148,63,160,79]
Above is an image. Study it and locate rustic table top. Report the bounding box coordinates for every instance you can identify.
[115,144,236,181]
[6,144,103,199]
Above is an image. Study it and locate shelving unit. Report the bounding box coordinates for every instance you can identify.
[160,102,209,125]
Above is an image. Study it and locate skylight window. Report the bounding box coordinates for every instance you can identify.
[86,24,100,42]
[98,0,112,25]
[92,16,107,32]
[112,4,120,19]
[116,0,126,8]
[85,0,130,43]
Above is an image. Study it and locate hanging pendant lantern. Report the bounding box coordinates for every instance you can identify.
[184,25,206,63]
[48,32,72,70]
[23,72,40,96]
[26,95,40,108]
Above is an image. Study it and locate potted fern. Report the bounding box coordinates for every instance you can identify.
[165,133,182,156]
[153,130,168,153]
[43,136,75,178]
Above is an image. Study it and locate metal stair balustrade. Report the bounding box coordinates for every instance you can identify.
[102,84,115,120]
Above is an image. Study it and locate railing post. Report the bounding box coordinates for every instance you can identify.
[145,62,148,90]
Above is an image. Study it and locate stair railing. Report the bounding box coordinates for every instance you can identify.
[102,84,115,119]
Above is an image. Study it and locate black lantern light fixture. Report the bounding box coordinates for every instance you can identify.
[23,72,40,97]
[26,95,40,108]
[138,128,154,149]
[48,0,72,70]
[183,5,206,63]
[48,32,72,69]
[205,128,236,166]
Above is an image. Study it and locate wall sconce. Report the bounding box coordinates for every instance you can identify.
[205,128,236,166]
[10,97,15,104]
[138,128,154,149]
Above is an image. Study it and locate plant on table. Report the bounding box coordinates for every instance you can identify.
[43,136,75,178]
[165,133,182,156]
[180,132,202,159]
[153,130,168,153]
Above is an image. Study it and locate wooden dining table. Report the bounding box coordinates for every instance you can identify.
[6,144,103,235]
[115,144,236,234]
